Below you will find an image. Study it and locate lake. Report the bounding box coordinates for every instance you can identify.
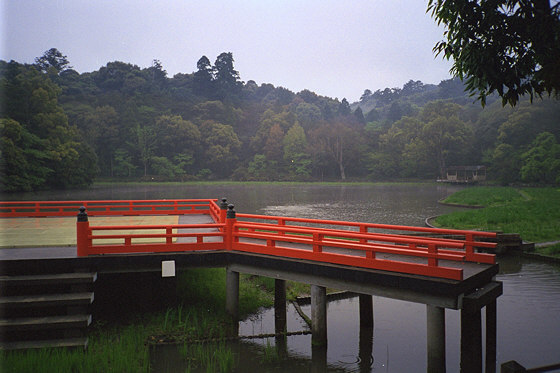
[6,182,560,372]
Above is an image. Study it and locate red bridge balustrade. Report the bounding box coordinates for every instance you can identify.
[0,199,222,220]
[2,198,497,281]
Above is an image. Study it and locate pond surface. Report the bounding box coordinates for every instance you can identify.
[6,182,560,372]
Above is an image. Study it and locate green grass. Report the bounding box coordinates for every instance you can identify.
[180,342,236,373]
[435,187,560,243]
[0,268,281,373]
[440,186,525,207]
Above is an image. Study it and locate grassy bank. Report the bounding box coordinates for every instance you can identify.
[435,187,560,257]
[0,268,302,373]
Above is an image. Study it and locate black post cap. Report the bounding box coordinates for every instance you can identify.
[220,198,228,209]
[226,204,236,219]
[77,206,88,222]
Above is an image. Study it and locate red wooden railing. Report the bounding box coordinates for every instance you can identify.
[0,199,220,219]
[235,213,496,264]
[2,199,497,280]
[84,223,225,255]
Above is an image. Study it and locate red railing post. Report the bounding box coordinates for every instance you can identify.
[278,219,285,235]
[428,243,438,269]
[76,206,89,257]
[219,198,228,224]
[465,233,474,259]
[313,233,323,253]
[225,204,237,251]
[166,227,173,245]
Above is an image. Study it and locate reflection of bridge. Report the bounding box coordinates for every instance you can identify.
[0,198,502,372]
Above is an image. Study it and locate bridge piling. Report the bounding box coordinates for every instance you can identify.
[427,305,446,373]
[274,279,287,355]
[359,294,373,328]
[225,267,239,336]
[311,284,327,347]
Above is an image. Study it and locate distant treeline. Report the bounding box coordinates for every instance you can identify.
[1,48,559,192]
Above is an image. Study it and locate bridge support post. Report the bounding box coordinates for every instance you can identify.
[225,267,239,336]
[460,306,481,373]
[274,279,287,356]
[427,305,446,373]
[76,206,89,257]
[486,300,497,373]
[359,294,374,372]
[460,281,502,373]
[311,284,327,347]
[359,294,373,328]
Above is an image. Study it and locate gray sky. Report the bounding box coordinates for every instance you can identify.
[1,0,453,102]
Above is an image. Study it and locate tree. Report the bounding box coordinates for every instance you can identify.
[0,62,97,190]
[283,122,311,177]
[213,52,242,100]
[521,132,560,183]
[35,48,72,74]
[193,56,214,96]
[311,122,362,180]
[428,0,560,106]
[360,89,372,102]
[337,98,351,116]
[147,59,167,88]
[199,120,241,176]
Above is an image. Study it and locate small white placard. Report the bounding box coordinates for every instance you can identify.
[162,260,175,277]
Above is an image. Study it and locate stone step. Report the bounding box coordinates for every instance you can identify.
[0,314,92,331]
[0,272,97,287]
[0,292,94,308]
[0,337,88,351]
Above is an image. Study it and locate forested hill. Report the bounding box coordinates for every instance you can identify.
[1,49,559,192]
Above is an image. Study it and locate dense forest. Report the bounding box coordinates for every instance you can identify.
[1,48,559,192]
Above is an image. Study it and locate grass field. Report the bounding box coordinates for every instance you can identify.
[436,187,560,256]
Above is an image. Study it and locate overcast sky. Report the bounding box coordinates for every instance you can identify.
[1,0,453,102]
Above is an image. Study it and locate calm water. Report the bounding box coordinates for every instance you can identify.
[6,183,560,371]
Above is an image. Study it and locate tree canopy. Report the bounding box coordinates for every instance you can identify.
[1,48,559,191]
[428,0,560,106]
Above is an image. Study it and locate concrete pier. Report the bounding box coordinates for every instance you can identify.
[311,284,327,347]
[359,294,373,328]
[427,305,446,373]
[274,279,287,355]
[225,268,239,321]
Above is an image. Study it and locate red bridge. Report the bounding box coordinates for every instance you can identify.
[0,198,501,372]
[1,198,496,281]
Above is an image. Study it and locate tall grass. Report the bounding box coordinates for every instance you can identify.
[1,323,150,373]
[1,268,279,373]
[180,342,235,373]
[436,187,560,243]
